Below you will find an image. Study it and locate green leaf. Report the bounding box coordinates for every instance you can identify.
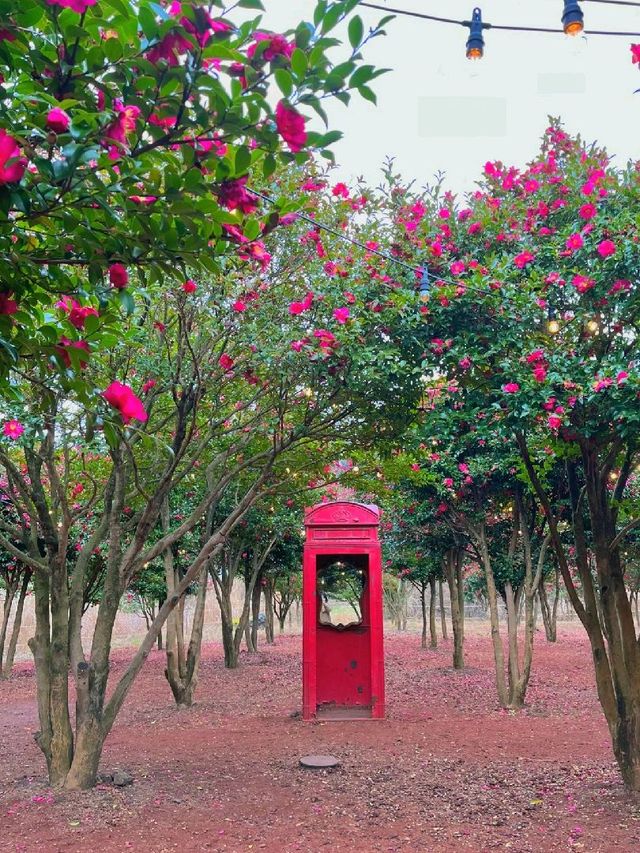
[290,48,308,81]
[348,15,364,49]
[358,85,377,104]
[274,68,294,98]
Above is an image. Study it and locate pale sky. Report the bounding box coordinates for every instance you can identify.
[255,0,640,195]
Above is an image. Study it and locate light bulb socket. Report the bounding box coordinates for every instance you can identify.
[466,7,485,59]
[562,0,584,35]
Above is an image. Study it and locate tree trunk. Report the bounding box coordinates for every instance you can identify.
[420,585,427,649]
[278,614,286,633]
[2,570,30,677]
[428,575,437,649]
[264,578,275,645]
[249,572,261,653]
[438,578,448,640]
[0,585,16,670]
[476,530,508,707]
[444,548,465,670]
[504,581,521,705]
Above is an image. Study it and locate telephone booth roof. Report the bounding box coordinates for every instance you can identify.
[304,501,381,527]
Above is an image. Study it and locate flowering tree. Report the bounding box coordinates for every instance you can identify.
[357,123,640,789]
[0,0,389,389]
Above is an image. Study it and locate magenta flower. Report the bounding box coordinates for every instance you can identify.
[275,101,307,153]
[513,251,534,269]
[502,383,520,394]
[46,107,70,133]
[3,420,24,440]
[46,0,97,12]
[631,44,640,64]
[182,279,197,294]
[232,300,247,312]
[218,353,234,371]
[597,239,616,258]
[103,382,147,424]
[109,263,129,288]
[566,233,583,251]
[0,129,26,186]
[333,307,350,324]
[579,203,596,220]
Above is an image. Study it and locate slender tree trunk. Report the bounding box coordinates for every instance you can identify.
[504,581,521,704]
[438,578,448,640]
[428,575,437,649]
[477,530,508,707]
[0,585,16,669]
[264,578,275,645]
[249,572,261,653]
[444,548,464,669]
[420,585,427,649]
[2,571,30,677]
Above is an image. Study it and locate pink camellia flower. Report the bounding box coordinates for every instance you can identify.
[502,383,520,393]
[332,182,349,199]
[572,274,595,294]
[443,477,454,488]
[103,381,148,424]
[533,365,547,382]
[597,239,616,258]
[142,379,156,394]
[526,349,545,363]
[128,195,157,205]
[46,108,70,133]
[182,279,197,294]
[344,291,356,304]
[290,339,307,352]
[313,328,337,351]
[102,101,141,157]
[438,208,450,219]
[458,463,470,474]
[3,420,24,440]
[631,44,640,64]
[617,371,629,385]
[450,260,466,276]
[0,129,26,186]
[232,300,247,312]
[275,101,306,153]
[410,463,420,472]
[217,176,257,214]
[68,301,98,330]
[566,233,583,251]
[46,0,97,12]
[548,414,562,430]
[468,222,483,236]
[609,279,631,294]
[514,251,534,269]
[56,337,90,369]
[109,263,129,288]
[593,376,613,392]
[247,31,294,62]
[459,356,472,370]
[218,353,234,371]
[0,292,18,315]
[333,307,350,324]
[289,292,314,315]
[579,202,597,220]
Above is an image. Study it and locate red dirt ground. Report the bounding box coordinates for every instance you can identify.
[1,626,639,852]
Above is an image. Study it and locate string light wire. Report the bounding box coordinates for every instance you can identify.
[247,187,526,302]
[358,2,640,37]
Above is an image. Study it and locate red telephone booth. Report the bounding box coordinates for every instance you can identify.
[302,501,385,720]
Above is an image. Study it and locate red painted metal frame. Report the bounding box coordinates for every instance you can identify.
[302,501,385,720]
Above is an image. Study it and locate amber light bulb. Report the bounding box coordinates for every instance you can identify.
[562,1,584,36]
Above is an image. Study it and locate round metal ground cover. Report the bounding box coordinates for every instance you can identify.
[299,754,341,769]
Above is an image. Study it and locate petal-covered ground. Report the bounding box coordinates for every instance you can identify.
[1,625,639,852]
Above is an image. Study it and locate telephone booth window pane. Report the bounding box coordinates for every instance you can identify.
[317,561,365,628]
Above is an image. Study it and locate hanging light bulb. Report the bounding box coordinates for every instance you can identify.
[419,266,430,302]
[586,318,599,334]
[547,307,560,334]
[562,1,584,36]
[466,7,485,60]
